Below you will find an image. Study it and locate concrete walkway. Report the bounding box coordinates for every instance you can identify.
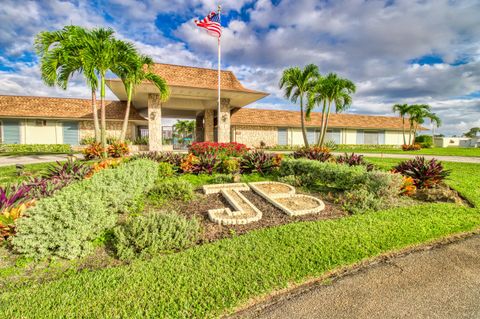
[239,235,480,319]
[0,154,81,167]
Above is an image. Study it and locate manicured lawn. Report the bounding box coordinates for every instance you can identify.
[0,162,58,185]
[1,160,479,318]
[366,157,480,207]
[335,147,480,157]
[0,151,72,157]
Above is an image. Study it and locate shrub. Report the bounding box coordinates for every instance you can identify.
[107,142,130,158]
[0,185,34,241]
[393,157,450,189]
[80,136,96,145]
[87,158,124,177]
[12,159,158,259]
[83,142,105,160]
[26,177,73,199]
[189,142,249,157]
[324,140,338,150]
[132,136,149,145]
[415,186,460,204]
[400,177,416,196]
[133,152,184,169]
[112,212,199,260]
[157,162,174,179]
[0,144,72,154]
[44,160,92,180]
[341,186,383,214]
[240,151,282,175]
[221,158,240,174]
[336,153,374,171]
[191,154,221,175]
[293,146,333,162]
[402,144,421,151]
[148,179,194,206]
[415,135,433,149]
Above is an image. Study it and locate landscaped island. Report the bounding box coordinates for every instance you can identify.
[1,142,479,318]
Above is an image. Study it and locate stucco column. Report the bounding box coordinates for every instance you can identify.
[217,98,231,143]
[195,114,204,142]
[148,93,162,151]
[204,109,214,142]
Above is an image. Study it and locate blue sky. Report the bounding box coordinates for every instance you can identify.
[1,0,479,135]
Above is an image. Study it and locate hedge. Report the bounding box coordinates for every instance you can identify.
[12,159,158,259]
[0,144,72,153]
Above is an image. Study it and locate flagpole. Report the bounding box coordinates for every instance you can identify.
[217,4,221,142]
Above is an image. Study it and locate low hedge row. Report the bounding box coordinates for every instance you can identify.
[0,144,72,153]
[12,159,158,259]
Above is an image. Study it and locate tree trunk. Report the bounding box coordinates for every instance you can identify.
[319,100,332,147]
[401,117,406,145]
[300,95,309,148]
[91,89,100,143]
[408,122,413,145]
[316,99,327,146]
[100,73,107,158]
[119,83,132,142]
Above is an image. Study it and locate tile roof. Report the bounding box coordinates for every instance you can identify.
[147,63,266,94]
[0,95,145,121]
[231,108,420,130]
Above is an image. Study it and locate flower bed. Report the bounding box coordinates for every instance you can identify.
[189,142,249,157]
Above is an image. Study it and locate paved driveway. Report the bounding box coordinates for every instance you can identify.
[238,235,480,319]
[0,154,83,167]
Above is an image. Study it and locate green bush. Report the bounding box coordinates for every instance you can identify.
[12,159,158,259]
[280,159,368,190]
[112,212,199,260]
[148,178,194,205]
[221,158,240,174]
[0,144,72,154]
[157,162,174,179]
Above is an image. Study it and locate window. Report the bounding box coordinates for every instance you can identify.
[358,130,386,145]
[325,129,341,144]
[35,120,47,126]
[278,128,288,145]
[0,120,3,143]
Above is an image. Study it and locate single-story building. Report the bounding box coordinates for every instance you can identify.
[0,63,414,149]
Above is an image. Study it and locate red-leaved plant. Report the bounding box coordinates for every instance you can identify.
[189,142,249,157]
[393,156,450,189]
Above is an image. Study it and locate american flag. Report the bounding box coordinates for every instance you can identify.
[194,11,222,38]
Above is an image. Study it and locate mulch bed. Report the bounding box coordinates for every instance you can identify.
[163,190,345,243]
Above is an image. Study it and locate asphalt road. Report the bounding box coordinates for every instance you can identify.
[239,235,480,319]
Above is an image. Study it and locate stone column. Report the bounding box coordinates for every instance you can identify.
[217,98,231,143]
[148,94,162,151]
[195,114,204,142]
[204,109,214,142]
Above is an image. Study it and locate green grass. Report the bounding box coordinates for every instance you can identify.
[0,151,72,157]
[1,204,479,318]
[1,159,479,318]
[0,162,58,185]
[335,147,480,157]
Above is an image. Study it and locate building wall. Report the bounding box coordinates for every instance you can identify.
[22,119,63,144]
[434,137,478,148]
[232,125,277,147]
[79,120,137,141]
[231,125,409,147]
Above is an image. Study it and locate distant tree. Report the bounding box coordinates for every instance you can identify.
[407,104,433,145]
[426,112,442,143]
[174,120,195,144]
[279,64,319,147]
[317,73,356,147]
[464,127,480,138]
[306,75,327,145]
[392,103,410,145]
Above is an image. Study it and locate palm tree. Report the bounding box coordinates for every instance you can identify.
[427,112,441,144]
[113,54,169,142]
[174,120,195,145]
[306,75,327,146]
[392,103,410,145]
[81,30,137,155]
[407,104,432,145]
[318,73,356,147]
[279,64,319,147]
[34,26,101,142]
